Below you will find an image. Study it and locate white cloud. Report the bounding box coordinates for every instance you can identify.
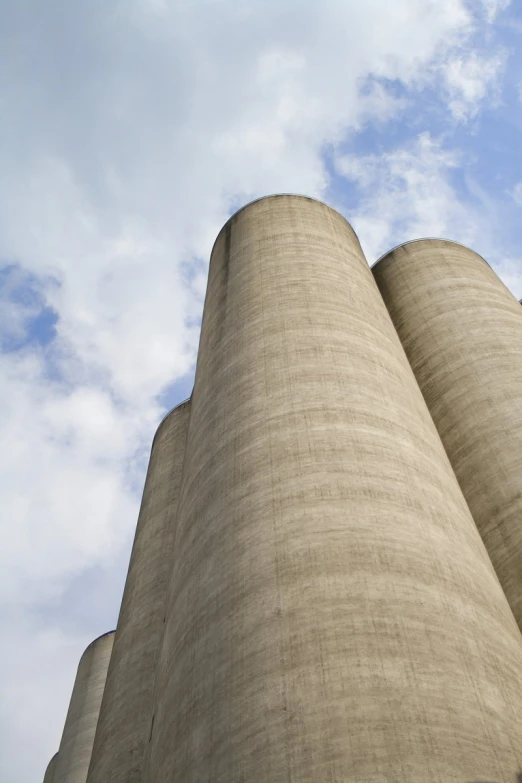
[442,50,506,120]
[0,349,153,608]
[0,0,512,780]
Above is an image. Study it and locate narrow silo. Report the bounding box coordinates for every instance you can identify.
[87,399,190,783]
[53,631,114,783]
[145,196,522,783]
[43,752,58,783]
[373,239,522,629]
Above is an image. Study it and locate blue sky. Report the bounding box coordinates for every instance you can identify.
[0,1,521,781]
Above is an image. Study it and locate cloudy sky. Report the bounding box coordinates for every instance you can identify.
[1,1,521,780]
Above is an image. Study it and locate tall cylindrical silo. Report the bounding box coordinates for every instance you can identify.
[53,631,114,783]
[87,399,191,783]
[373,239,522,629]
[43,752,59,783]
[145,195,522,783]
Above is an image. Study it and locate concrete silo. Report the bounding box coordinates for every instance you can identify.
[373,239,522,629]
[144,196,522,783]
[87,400,190,783]
[43,752,59,783]
[53,631,114,783]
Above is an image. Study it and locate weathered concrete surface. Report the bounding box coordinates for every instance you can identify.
[43,752,58,783]
[373,239,522,630]
[145,195,522,783]
[53,631,114,783]
[86,400,190,783]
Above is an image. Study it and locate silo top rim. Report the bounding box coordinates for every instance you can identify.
[211,194,359,256]
[152,395,191,451]
[371,237,492,271]
[80,629,116,660]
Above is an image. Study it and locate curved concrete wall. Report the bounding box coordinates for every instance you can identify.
[53,631,114,783]
[87,400,190,783]
[373,239,522,629]
[43,752,59,783]
[145,195,522,783]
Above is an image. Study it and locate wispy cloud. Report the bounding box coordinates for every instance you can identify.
[334,130,522,297]
[480,0,512,24]
[334,133,479,258]
[511,181,522,205]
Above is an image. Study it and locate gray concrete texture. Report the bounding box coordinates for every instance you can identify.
[86,400,190,783]
[144,195,522,783]
[373,240,522,630]
[53,631,114,783]
[43,752,59,783]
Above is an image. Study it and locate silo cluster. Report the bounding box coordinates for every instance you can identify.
[42,196,522,783]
